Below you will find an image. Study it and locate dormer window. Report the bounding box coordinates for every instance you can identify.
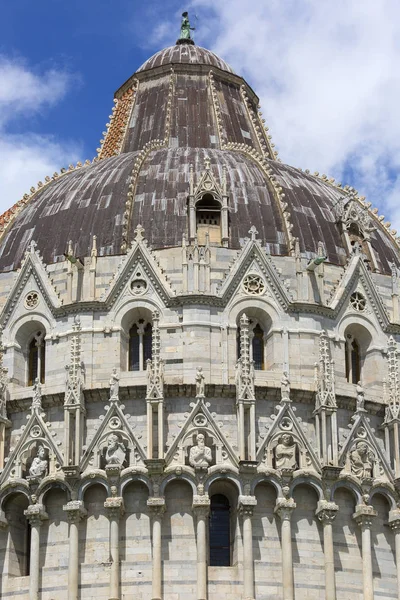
[196,194,221,245]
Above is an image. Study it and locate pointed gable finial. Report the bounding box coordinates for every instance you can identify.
[249,225,258,242]
[134,224,145,243]
[235,313,255,401]
[31,378,42,412]
[315,330,336,410]
[385,335,400,423]
[204,156,211,172]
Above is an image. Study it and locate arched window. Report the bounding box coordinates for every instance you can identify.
[252,324,265,370]
[209,494,230,566]
[196,194,221,245]
[237,319,265,370]
[28,332,45,386]
[345,334,361,384]
[128,321,153,371]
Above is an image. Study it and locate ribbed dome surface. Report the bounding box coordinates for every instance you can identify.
[137,45,234,74]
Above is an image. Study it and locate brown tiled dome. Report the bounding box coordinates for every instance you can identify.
[136,45,234,74]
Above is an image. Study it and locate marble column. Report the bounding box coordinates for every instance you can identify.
[239,496,257,600]
[193,496,211,600]
[389,510,400,600]
[63,501,87,600]
[104,497,124,600]
[353,505,377,600]
[275,498,296,600]
[24,504,48,600]
[147,497,166,600]
[316,501,339,600]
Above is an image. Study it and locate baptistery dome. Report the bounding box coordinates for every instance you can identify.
[0,21,399,600]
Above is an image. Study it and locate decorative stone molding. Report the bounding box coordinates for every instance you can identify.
[315,500,339,524]
[104,496,125,520]
[63,500,87,524]
[274,497,296,521]
[147,497,166,517]
[24,503,48,526]
[315,330,336,410]
[352,504,377,529]
[388,509,400,531]
[239,495,257,516]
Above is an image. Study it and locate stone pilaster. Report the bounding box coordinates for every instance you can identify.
[193,495,211,600]
[389,509,400,600]
[104,497,124,600]
[316,501,339,600]
[353,505,377,600]
[147,497,166,600]
[24,504,48,600]
[63,501,87,600]
[275,498,296,600]
[239,496,257,600]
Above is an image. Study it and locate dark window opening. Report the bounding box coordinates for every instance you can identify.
[129,324,140,371]
[28,335,45,386]
[209,494,231,566]
[143,323,153,364]
[345,337,361,384]
[252,324,265,370]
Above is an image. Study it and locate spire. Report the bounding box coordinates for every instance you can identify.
[385,336,400,422]
[177,11,196,45]
[235,314,255,401]
[315,331,336,410]
[64,317,85,407]
[146,311,164,400]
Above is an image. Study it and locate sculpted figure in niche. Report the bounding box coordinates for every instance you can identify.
[281,371,290,401]
[356,381,365,411]
[274,434,297,470]
[28,445,48,479]
[189,433,212,468]
[196,367,205,397]
[109,368,119,400]
[350,441,374,479]
[105,433,126,466]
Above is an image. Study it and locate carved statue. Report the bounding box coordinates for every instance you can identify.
[195,367,205,397]
[180,11,195,40]
[32,377,42,410]
[109,368,119,400]
[281,371,291,401]
[356,381,365,411]
[350,441,374,479]
[189,433,212,468]
[0,368,7,419]
[105,433,126,466]
[274,434,297,470]
[28,445,48,479]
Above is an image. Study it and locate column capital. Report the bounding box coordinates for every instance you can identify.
[315,500,339,524]
[352,504,377,528]
[24,503,48,526]
[389,509,400,531]
[239,495,257,516]
[274,497,296,521]
[147,496,166,517]
[63,500,87,524]
[104,496,124,519]
[193,494,210,517]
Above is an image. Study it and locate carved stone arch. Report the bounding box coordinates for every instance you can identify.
[204,472,243,497]
[331,480,363,505]
[39,479,72,505]
[369,485,397,510]
[120,473,152,496]
[290,475,324,502]
[116,303,159,373]
[78,476,109,501]
[0,485,30,511]
[337,316,382,387]
[160,473,197,497]
[251,474,282,497]
[227,295,281,330]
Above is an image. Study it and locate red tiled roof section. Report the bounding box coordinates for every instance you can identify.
[98,87,136,159]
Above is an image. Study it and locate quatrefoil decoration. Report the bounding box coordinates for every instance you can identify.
[242,274,265,296]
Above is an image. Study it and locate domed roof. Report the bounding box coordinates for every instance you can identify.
[136,44,234,74]
[0,41,398,276]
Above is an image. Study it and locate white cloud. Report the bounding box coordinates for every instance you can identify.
[0,57,80,216]
[192,0,400,229]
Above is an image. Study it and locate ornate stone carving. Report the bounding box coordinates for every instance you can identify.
[274,434,297,470]
[63,500,87,524]
[104,496,125,519]
[356,382,365,412]
[314,330,336,410]
[350,441,375,479]
[385,336,400,422]
[32,378,42,411]
[236,313,255,401]
[195,367,205,398]
[64,318,85,406]
[281,371,291,402]
[28,445,48,479]
[189,433,212,468]
[109,368,119,401]
[350,291,366,312]
[352,504,377,529]
[274,497,296,521]
[105,433,126,466]
[315,500,339,524]
[0,336,8,421]
[242,273,265,296]
[24,503,48,526]
[146,311,164,401]
[24,291,39,309]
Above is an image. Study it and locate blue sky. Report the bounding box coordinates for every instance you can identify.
[1,0,400,233]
